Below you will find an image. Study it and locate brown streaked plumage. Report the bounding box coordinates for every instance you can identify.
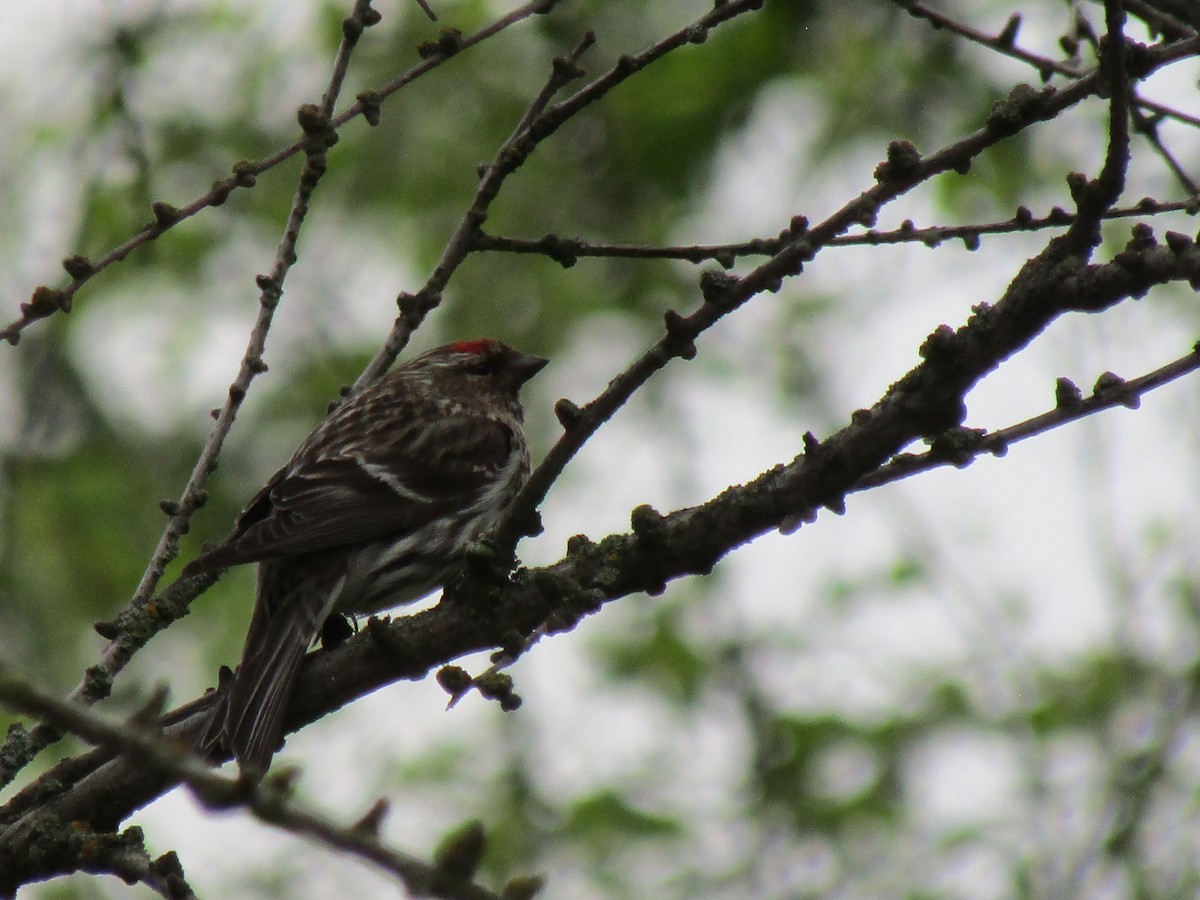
[185,339,547,772]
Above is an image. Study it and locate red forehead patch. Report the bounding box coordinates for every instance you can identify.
[449,339,493,355]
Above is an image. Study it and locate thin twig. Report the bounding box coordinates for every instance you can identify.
[1137,95,1200,129]
[412,0,438,22]
[892,0,1086,79]
[852,344,1200,492]
[473,196,1200,266]
[1132,98,1200,196]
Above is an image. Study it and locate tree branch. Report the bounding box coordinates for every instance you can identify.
[473,197,1199,267]
[853,342,1200,492]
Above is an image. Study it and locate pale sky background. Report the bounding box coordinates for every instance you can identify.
[2,2,1200,898]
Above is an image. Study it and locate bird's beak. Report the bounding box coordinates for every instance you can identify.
[511,351,549,385]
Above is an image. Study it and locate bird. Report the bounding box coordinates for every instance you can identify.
[183,339,548,772]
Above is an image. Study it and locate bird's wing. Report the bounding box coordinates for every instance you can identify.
[184,413,515,573]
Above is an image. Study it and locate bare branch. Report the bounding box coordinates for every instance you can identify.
[474,197,1200,266]
[891,0,1085,80]
[853,342,1200,492]
[1132,94,1200,196]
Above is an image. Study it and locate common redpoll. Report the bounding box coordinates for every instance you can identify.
[184,339,547,771]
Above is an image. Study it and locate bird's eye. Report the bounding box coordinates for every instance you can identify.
[468,358,495,375]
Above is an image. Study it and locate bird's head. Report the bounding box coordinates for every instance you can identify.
[413,339,548,399]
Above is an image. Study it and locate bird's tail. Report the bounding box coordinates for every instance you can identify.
[199,559,340,773]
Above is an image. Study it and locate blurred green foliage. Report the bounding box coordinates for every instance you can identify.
[3,1,1199,898]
